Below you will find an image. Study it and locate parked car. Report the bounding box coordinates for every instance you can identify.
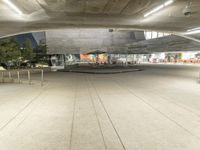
[35,63,49,68]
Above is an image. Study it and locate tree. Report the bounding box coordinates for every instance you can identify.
[34,44,49,64]
[0,37,21,67]
[21,39,36,61]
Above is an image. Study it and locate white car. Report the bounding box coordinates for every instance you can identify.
[35,63,49,68]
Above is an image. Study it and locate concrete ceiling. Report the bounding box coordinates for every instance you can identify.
[46,29,145,54]
[0,0,200,38]
[45,29,200,54]
[126,35,200,54]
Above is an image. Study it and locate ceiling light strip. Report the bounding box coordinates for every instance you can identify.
[187,27,200,32]
[144,0,174,18]
[185,26,200,35]
[185,30,200,35]
[3,0,23,15]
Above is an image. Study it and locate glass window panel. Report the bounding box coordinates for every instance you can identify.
[145,31,152,40]
[152,31,157,39]
[158,32,164,37]
[164,33,170,36]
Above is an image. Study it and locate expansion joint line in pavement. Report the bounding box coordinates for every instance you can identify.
[150,87,200,118]
[89,75,127,150]
[110,76,200,142]
[68,82,78,150]
[86,76,108,150]
[0,84,48,132]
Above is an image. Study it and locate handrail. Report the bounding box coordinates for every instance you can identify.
[0,69,46,86]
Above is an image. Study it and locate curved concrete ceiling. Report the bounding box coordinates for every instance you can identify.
[46,29,145,54]
[0,0,200,38]
[44,28,200,54]
[127,35,200,54]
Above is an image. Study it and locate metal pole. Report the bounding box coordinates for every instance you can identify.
[8,72,11,79]
[17,71,20,83]
[41,70,44,86]
[1,72,4,83]
[28,70,31,85]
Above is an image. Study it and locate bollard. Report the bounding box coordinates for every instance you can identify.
[41,70,44,86]
[1,72,4,83]
[17,71,20,83]
[1,72,3,79]
[28,70,31,85]
[8,72,11,79]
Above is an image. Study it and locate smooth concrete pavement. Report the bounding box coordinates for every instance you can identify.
[1,64,200,150]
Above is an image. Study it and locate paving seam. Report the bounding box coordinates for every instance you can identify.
[0,83,46,106]
[110,76,200,142]
[7,90,49,137]
[68,80,78,150]
[86,75,108,150]
[149,87,200,118]
[0,88,40,107]
[89,75,127,150]
[0,82,49,132]
[118,73,200,117]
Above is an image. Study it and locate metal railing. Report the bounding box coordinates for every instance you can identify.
[0,69,45,86]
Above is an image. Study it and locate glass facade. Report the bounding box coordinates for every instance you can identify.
[144,31,171,40]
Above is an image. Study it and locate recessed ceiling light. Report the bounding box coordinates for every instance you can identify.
[187,27,200,32]
[144,0,174,18]
[3,0,23,15]
[185,27,200,35]
[164,0,174,6]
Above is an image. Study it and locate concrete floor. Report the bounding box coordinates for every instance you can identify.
[1,64,200,150]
